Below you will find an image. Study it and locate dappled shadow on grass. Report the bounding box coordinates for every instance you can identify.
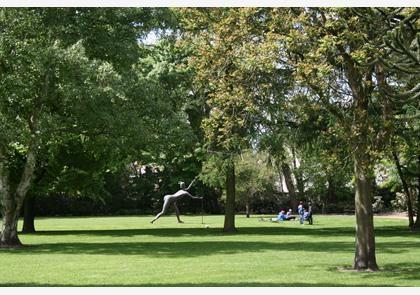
[2,239,417,257]
[363,262,420,282]
[0,282,396,287]
[12,224,419,257]
[21,224,419,239]
[2,240,355,257]
[4,224,415,258]
[330,262,420,283]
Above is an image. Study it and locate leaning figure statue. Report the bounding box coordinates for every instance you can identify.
[150,178,202,224]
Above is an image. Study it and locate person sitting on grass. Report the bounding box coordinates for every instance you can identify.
[277,210,287,221]
[259,209,294,222]
[273,210,295,222]
[150,178,202,224]
[286,209,296,220]
[266,210,286,222]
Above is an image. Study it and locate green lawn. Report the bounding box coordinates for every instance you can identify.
[0,214,419,286]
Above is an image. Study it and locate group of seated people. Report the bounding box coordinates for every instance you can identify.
[259,201,313,225]
[275,209,296,221]
[273,209,312,223]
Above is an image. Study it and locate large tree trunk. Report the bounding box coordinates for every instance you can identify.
[343,53,379,271]
[22,195,36,233]
[0,139,38,247]
[245,194,250,218]
[223,161,236,232]
[0,147,22,246]
[327,176,337,204]
[281,163,298,211]
[0,200,22,247]
[1,151,23,246]
[353,153,379,271]
[413,155,420,230]
[392,150,414,228]
[292,147,305,198]
[323,176,337,214]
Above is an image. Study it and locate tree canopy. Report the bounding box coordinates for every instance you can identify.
[1,7,419,272]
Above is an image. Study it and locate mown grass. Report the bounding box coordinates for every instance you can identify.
[0,214,419,286]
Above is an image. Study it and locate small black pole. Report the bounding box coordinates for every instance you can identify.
[201,198,204,224]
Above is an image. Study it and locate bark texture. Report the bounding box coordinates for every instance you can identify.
[292,147,305,198]
[353,154,379,271]
[327,177,337,204]
[245,198,250,218]
[413,155,420,230]
[343,50,379,271]
[0,205,22,247]
[0,146,23,246]
[0,139,38,247]
[281,163,298,210]
[22,195,36,233]
[223,161,236,232]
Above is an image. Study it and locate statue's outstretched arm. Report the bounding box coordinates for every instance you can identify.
[187,192,202,200]
[186,177,197,191]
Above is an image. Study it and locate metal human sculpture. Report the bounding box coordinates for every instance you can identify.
[150,178,202,224]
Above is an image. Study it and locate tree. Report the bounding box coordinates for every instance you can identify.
[178,8,296,232]
[0,8,158,246]
[376,8,420,229]
[279,8,409,271]
[280,7,419,269]
[9,8,177,234]
[235,150,277,217]
[294,129,354,213]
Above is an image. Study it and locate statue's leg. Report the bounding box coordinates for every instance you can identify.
[173,202,183,223]
[151,196,171,223]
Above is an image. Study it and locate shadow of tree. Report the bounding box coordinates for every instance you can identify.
[3,240,354,257]
[8,224,417,257]
[329,261,420,282]
[21,225,420,239]
[0,281,396,287]
[0,214,417,289]
[3,239,417,257]
[359,262,420,282]
[2,224,419,287]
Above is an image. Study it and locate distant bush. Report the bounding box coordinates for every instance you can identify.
[391,192,409,212]
[372,196,385,213]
